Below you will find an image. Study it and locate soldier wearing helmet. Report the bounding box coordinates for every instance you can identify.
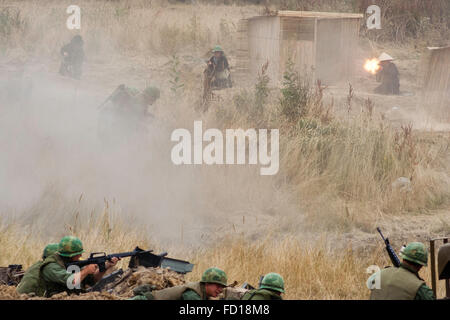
[18,236,118,297]
[374,52,400,95]
[368,242,435,300]
[59,35,85,79]
[241,273,284,300]
[207,45,232,89]
[98,85,160,142]
[16,243,59,294]
[131,267,228,300]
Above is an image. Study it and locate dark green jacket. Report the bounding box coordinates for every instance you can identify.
[131,282,207,300]
[241,288,283,300]
[16,260,45,295]
[16,254,70,297]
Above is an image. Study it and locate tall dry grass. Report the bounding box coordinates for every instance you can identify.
[0,1,260,59]
[1,213,447,299]
[205,64,450,231]
[0,0,448,300]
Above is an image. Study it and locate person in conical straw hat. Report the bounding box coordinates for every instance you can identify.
[374,52,400,95]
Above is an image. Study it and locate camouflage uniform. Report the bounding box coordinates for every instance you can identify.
[59,35,85,79]
[241,273,284,300]
[131,267,227,300]
[369,242,435,300]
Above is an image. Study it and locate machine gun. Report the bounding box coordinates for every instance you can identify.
[128,247,194,274]
[377,227,401,267]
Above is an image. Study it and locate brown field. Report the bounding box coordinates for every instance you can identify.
[0,0,449,299]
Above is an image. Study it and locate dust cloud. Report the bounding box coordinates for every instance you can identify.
[0,63,296,246]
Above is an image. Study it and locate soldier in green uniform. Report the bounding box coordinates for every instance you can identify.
[98,85,160,142]
[207,45,232,89]
[241,273,284,300]
[17,236,118,297]
[131,267,228,300]
[368,242,435,300]
[16,243,59,294]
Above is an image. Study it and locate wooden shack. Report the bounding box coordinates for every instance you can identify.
[418,46,450,119]
[236,11,363,85]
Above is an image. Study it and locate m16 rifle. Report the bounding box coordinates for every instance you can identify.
[65,248,152,273]
[377,227,401,267]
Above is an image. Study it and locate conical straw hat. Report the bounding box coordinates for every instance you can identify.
[378,52,394,61]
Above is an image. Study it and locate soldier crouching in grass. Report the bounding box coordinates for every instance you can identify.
[17,236,118,297]
[130,267,228,300]
[368,242,435,300]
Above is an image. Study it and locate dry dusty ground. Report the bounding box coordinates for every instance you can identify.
[0,2,448,299]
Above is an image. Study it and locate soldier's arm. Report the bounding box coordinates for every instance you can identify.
[414,284,435,300]
[41,263,74,286]
[181,289,202,300]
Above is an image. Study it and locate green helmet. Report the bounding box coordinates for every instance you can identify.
[401,242,428,266]
[143,86,160,100]
[42,243,59,259]
[260,272,285,293]
[57,236,84,258]
[212,45,224,53]
[200,267,228,287]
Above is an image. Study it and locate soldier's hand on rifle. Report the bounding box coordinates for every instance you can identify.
[106,257,120,269]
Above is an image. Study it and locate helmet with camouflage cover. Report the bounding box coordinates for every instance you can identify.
[201,267,228,287]
[401,242,428,266]
[57,236,84,257]
[142,86,160,101]
[260,272,285,293]
[212,45,224,53]
[42,243,59,259]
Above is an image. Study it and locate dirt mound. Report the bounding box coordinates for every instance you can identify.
[0,285,21,300]
[111,267,186,298]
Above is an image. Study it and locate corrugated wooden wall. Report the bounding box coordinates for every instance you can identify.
[280,17,315,81]
[419,47,450,116]
[235,19,250,81]
[247,16,281,84]
[315,18,359,84]
[239,15,361,85]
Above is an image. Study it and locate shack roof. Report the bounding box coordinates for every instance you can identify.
[426,46,450,51]
[248,10,364,20]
